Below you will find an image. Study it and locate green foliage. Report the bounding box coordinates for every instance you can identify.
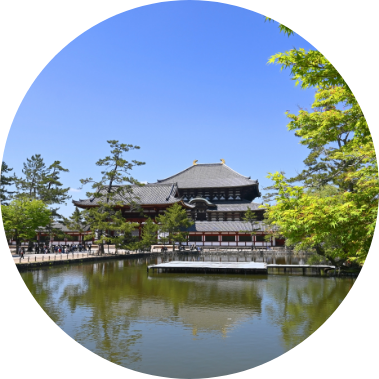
[1,198,51,251]
[264,23,378,265]
[15,154,71,206]
[156,203,193,250]
[139,218,158,251]
[265,17,294,37]
[83,203,139,253]
[240,206,261,235]
[80,141,144,254]
[264,173,376,266]
[62,207,87,242]
[0,161,16,205]
[64,207,86,234]
[80,140,145,205]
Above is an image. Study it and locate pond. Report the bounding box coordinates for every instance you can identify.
[20,253,354,378]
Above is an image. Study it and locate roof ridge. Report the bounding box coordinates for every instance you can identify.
[222,164,250,179]
[157,165,197,182]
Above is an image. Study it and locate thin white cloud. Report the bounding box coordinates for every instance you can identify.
[69,188,81,192]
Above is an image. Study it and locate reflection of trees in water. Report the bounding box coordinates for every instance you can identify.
[58,261,144,366]
[264,276,354,350]
[22,269,68,325]
[23,258,264,362]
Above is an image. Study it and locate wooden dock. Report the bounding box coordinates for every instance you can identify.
[147,261,336,275]
[267,264,335,275]
[147,261,268,274]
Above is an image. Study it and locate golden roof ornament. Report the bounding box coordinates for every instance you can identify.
[220,159,225,164]
[193,160,198,165]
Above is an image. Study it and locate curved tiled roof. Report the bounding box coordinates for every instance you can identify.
[157,163,258,189]
[207,201,264,212]
[186,221,275,232]
[37,222,91,233]
[73,183,184,207]
[188,197,216,206]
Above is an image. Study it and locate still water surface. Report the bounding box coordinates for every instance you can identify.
[20,254,354,378]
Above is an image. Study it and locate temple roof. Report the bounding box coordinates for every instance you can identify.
[157,163,258,189]
[37,222,91,233]
[207,201,263,212]
[73,183,184,208]
[186,221,275,232]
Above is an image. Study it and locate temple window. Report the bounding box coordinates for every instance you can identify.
[235,190,241,200]
[205,235,218,242]
[222,235,235,242]
[239,235,252,242]
[189,235,202,242]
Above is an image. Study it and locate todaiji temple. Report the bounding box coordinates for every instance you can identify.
[69,160,284,248]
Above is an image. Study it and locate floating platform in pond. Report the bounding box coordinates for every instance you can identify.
[147,261,268,274]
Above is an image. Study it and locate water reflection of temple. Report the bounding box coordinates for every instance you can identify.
[136,274,264,335]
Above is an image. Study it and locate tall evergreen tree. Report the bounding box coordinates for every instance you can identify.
[80,140,145,255]
[0,161,16,205]
[239,207,263,247]
[63,207,87,244]
[14,154,71,249]
[139,218,158,251]
[156,203,193,251]
[15,154,71,208]
[240,207,261,236]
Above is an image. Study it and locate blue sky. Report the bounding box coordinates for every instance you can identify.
[4,1,317,217]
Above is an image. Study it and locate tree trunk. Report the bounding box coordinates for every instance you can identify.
[16,239,20,257]
[315,244,342,267]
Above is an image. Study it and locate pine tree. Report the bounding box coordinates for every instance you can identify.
[139,218,158,251]
[0,161,16,205]
[239,206,262,248]
[15,155,71,208]
[14,154,70,250]
[80,140,145,255]
[63,207,87,244]
[156,203,193,251]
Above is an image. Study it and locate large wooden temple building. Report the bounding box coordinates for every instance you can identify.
[72,161,284,248]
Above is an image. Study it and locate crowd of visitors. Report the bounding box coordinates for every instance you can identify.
[17,243,92,257]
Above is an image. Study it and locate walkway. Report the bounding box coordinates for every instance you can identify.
[12,249,144,265]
